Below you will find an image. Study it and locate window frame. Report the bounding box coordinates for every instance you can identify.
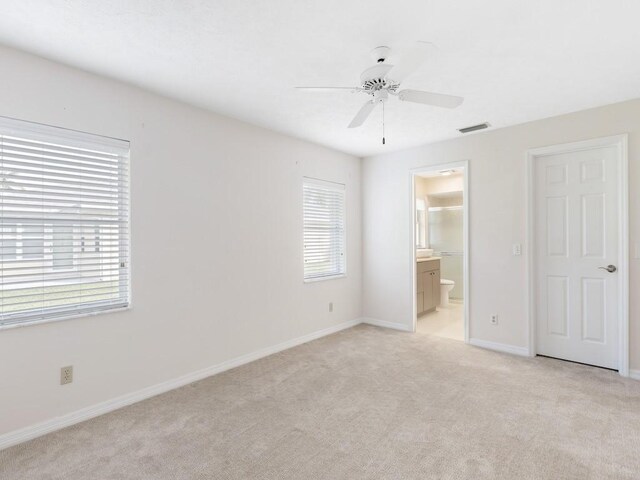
[302,177,347,283]
[0,116,131,330]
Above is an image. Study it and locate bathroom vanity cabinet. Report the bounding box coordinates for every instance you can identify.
[417,258,441,315]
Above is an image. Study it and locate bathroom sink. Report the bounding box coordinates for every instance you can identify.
[416,248,434,258]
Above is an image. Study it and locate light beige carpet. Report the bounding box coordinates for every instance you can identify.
[2,325,640,479]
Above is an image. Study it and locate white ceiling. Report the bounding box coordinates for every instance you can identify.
[1,1,640,157]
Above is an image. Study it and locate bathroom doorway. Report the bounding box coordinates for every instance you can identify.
[411,162,469,342]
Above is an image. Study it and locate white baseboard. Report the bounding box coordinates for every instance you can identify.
[629,369,640,381]
[469,338,530,357]
[0,318,362,451]
[361,317,413,332]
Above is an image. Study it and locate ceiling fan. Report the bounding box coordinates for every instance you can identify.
[296,42,463,144]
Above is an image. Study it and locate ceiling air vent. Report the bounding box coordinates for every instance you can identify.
[458,122,490,134]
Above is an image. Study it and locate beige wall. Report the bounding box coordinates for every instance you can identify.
[363,99,640,370]
[416,174,464,199]
[0,46,362,436]
[429,195,463,208]
[415,173,464,205]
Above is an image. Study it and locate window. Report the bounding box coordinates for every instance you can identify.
[22,225,45,259]
[303,178,345,281]
[1,226,17,260]
[0,117,130,327]
[52,224,74,270]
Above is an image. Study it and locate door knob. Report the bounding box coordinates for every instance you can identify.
[598,265,617,273]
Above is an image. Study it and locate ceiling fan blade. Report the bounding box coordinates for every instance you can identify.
[296,87,360,92]
[386,41,435,83]
[348,100,377,128]
[397,89,464,108]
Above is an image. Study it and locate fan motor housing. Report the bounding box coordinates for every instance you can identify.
[360,78,399,94]
[360,64,399,94]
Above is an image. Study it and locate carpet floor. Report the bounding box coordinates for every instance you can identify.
[2,325,640,479]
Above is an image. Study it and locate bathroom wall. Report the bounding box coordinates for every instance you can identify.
[415,174,464,207]
[418,174,464,196]
[429,193,464,208]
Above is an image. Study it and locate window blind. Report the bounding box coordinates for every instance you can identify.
[303,178,345,281]
[0,117,130,327]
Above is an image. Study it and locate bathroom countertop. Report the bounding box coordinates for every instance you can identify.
[417,256,441,263]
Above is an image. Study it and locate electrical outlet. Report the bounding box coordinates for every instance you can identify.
[60,366,73,385]
[512,243,522,256]
[329,302,333,313]
[490,314,498,325]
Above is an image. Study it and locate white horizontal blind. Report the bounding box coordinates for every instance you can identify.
[0,117,130,326]
[303,178,345,281]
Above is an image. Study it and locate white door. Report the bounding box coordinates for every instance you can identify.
[535,143,620,369]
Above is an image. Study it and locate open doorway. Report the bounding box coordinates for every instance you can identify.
[412,162,469,342]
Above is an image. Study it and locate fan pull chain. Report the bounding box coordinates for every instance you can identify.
[382,101,386,145]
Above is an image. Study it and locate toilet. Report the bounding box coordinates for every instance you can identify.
[440,279,455,306]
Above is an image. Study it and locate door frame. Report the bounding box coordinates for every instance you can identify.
[410,160,470,342]
[525,134,629,376]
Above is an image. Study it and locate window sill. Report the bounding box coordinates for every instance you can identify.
[0,305,131,331]
[304,274,346,284]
